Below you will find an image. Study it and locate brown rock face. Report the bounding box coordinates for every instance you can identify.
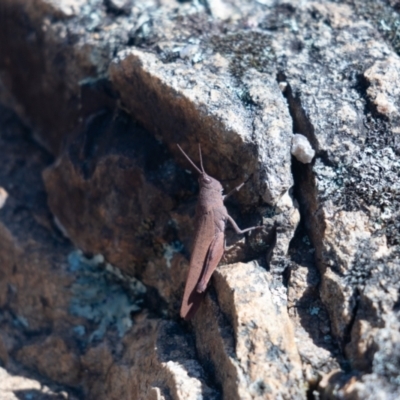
[195,262,304,399]
[1,0,400,399]
[42,110,187,272]
[16,337,82,387]
[0,104,217,399]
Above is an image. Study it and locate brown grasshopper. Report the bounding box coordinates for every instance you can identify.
[177,144,262,320]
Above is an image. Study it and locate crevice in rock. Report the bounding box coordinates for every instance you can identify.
[341,287,360,357]
[276,72,320,153]
[104,0,131,16]
[276,71,326,274]
[393,288,400,311]
[306,382,319,400]
[277,72,347,382]
[264,223,277,271]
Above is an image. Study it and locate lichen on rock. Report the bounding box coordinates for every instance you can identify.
[68,250,146,340]
[1,0,400,399]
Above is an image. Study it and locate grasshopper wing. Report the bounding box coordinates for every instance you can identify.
[180,210,215,320]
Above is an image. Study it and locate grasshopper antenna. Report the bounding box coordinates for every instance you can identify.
[198,144,205,174]
[177,144,202,175]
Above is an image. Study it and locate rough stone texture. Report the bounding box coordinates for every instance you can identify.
[0,365,76,400]
[194,262,304,400]
[109,48,293,206]
[0,105,218,399]
[275,1,400,398]
[1,0,400,399]
[364,56,400,126]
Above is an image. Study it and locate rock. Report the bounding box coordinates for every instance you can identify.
[277,1,400,397]
[16,336,82,387]
[287,229,341,389]
[364,55,400,127]
[44,0,87,17]
[0,187,8,209]
[291,134,315,164]
[80,320,219,400]
[0,104,218,399]
[109,48,293,206]
[195,262,304,400]
[0,366,75,400]
[1,0,400,398]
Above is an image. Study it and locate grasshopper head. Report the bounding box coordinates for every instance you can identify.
[198,173,223,192]
[177,144,223,191]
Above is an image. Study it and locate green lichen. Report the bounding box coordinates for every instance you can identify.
[163,240,184,268]
[68,250,146,341]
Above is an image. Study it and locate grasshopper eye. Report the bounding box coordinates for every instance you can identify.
[204,177,211,183]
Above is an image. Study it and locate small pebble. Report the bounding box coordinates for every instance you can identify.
[291,134,315,164]
[0,187,8,209]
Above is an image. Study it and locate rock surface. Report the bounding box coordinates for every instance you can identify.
[0,365,76,400]
[0,0,400,399]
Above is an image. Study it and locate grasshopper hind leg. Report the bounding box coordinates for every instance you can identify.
[196,232,225,293]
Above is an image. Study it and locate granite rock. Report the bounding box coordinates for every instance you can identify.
[0,105,218,399]
[0,0,400,398]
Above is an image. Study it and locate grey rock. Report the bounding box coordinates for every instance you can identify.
[1,0,400,398]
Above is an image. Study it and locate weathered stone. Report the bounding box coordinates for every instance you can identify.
[0,105,218,399]
[109,48,293,206]
[16,336,82,387]
[1,0,400,398]
[274,1,400,397]
[80,319,219,400]
[193,262,304,400]
[364,55,400,128]
[0,366,75,400]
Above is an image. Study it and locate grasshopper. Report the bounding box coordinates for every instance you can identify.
[177,144,262,320]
